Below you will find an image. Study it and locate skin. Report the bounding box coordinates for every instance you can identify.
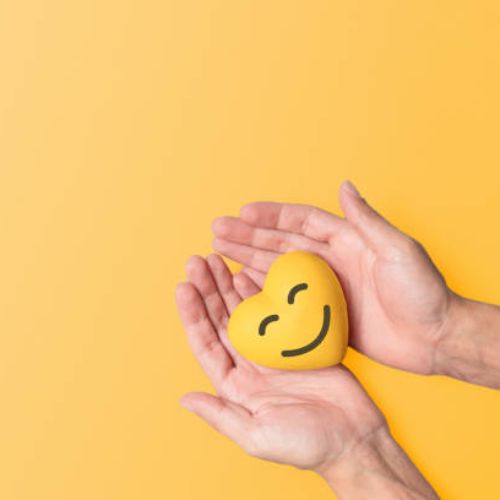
[211,181,500,388]
[176,254,437,498]
[176,181,500,497]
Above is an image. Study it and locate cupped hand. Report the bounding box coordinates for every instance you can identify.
[211,181,453,375]
[176,254,385,471]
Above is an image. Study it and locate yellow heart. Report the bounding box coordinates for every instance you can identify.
[228,251,348,370]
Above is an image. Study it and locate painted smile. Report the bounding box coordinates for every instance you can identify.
[281,304,331,357]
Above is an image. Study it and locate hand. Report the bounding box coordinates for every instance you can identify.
[211,181,453,375]
[176,254,438,498]
[176,253,385,471]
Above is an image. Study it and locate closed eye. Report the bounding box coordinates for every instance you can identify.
[258,314,279,336]
[287,283,308,304]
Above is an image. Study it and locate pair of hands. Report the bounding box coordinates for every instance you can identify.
[176,181,453,493]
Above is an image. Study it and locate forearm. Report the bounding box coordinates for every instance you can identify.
[435,293,500,389]
[316,427,438,500]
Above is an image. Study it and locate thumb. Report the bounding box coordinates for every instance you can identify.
[339,181,408,252]
[180,392,255,450]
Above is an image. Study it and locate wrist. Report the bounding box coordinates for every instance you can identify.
[433,292,500,387]
[316,426,437,499]
[433,291,467,376]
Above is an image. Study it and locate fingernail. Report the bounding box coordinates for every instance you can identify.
[186,255,203,269]
[342,180,360,197]
[206,253,219,264]
[211,217,223,233]
[179,397,193,411]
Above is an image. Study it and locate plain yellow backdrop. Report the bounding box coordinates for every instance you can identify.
[1,1,499,499]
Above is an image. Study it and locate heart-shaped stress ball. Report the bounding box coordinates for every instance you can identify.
[228,251,348,370]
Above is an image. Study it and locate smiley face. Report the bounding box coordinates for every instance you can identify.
[228,251,348,370]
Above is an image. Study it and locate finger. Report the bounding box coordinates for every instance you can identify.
[234,272,261,299]
[186,255,229,332]
[339,181,409,253]
[240,266,265,288]
[186,256,245,363]
[212,216,330,256]
[206,253,241,314]
[212,238,278,272]
[175,282,234,387]
[239,202,345,242]
[180,392,255,451]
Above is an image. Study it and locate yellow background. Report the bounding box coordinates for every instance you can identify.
[1,1,499,499]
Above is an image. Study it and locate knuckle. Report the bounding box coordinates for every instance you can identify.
[205,337,222,355]
[387,235,417,261]
[355,202,373,225]
[278,237,291,253]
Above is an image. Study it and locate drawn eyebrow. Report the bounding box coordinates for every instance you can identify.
[287,283,308,304]
[258,314,279,336]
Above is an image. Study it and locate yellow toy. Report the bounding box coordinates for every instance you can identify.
[228,251,348,370]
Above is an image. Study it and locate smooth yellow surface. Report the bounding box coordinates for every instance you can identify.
[228,251,348,370]
[1,1,499,499]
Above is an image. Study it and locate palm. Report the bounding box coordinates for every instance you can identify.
[226,363,383,469]
[211,182,451,374]
[176,254,384,470]
[317,223,449,373]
